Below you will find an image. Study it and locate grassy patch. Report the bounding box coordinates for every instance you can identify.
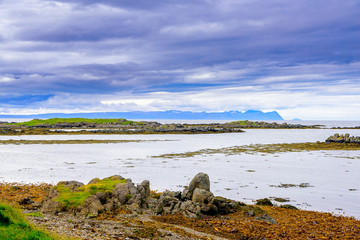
[15,118,137,127]
[25,212,44,218]
[54,177,126,208]
[0,202,55,240]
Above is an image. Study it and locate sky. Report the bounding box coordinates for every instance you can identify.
[0,0,359,120]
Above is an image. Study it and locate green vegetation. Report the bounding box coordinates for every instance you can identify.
[229,120,260,126]
[15,118,137,127]
[55,177,126,208]
[153,142,360,159]
[0,202,54,240]
[25,212,44,218]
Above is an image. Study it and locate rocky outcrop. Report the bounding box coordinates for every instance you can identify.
[326,133,360,144]
[41,173,244,219]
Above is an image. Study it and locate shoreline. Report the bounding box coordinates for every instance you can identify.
[1,177,359,239]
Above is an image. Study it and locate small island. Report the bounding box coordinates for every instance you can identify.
[0,118,320,135]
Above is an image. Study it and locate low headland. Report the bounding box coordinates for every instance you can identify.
[0,118,321,135]
[1,173,359,239]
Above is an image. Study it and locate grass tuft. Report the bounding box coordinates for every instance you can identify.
[54,177,126,208]
[0,202,55,240]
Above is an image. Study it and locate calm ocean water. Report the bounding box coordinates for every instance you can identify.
[0,119,359,218]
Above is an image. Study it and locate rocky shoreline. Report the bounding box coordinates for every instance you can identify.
[2,173,360,239]
[0,119,320,135]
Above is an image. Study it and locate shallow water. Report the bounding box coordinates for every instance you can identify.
[1,128,360,218]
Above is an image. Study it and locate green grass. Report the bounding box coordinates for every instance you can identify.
[229,120,257,126]
[15,118,138,127]
[25,212,44,218]
[0,202,55,240]
[54,177,127,208]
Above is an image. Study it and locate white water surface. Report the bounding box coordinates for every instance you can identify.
[0,128,360,218]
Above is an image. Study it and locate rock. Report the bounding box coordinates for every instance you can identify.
[254,214,277,225]
[211,197,244,214]
[200,204,218,215]
[19,197,35,205]
[41,200,63,214]
[148,198,162,214]
[326,133,360,144]
[103,202,114,212]
[126,203,142,214]
[256,198,273,206]
[83,195,104,218]
[57,181,84,191]
[185,172,210,199]
[192,188,213,204]
[157,191,180,214]
[180,201,201,218]
[87,178,100,184]
[140,180,150,197]
[47,188,60,199]
[96,191,111,204]
[173,191,182,200]
[280,204,298,210]
[113,183,131,205]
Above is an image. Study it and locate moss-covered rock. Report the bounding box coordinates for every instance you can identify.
[256,198,273,206]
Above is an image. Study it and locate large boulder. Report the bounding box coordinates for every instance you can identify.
[112,182,132,205]
[80,195,105,218]
[184,172,210,199]
[41,200,63,214]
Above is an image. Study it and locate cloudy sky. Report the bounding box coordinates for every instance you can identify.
[0,0,359,120]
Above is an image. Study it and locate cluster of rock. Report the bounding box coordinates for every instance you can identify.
[41,173,243,219]
[326,133,360,144]
[225,121,319,129]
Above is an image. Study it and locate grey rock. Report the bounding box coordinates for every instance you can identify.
[41,200,63,214]
[83,196,104,218]
[103,202,114,212]
[254,214,277,225]
[87,178,100,185]
[96,191,111,204]
[200,204,218,215]
[186,172,210,199]
[180,201,201,218]
[113,183,131,205]
[126,203,142,214]
[47,188,60,199]
[192,188,213,204]
[140,180,150,197]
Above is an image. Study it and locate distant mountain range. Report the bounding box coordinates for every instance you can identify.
[0,110,284,120]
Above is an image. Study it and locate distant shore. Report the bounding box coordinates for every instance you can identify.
[0,118,323,135]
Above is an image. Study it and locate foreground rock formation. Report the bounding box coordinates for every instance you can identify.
[41,173,245,220]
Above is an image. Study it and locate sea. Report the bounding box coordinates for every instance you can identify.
[0,119,359,218]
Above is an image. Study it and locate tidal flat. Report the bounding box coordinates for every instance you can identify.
[1,128,360,219]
